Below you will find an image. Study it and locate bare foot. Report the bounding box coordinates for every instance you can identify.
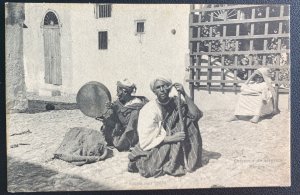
[227,115,239,122]
[250,116,260,123]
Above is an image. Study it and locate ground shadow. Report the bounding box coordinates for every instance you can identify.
[7,156,110,192]
[233,112,279,123]
[201,149,222,166]
[262,111,280,120]
[27,100,78,114]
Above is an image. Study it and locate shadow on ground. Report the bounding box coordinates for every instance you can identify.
[7,156,110,192]
[234,112,279,123]
[27,100,78,114]
[202,149,221,166]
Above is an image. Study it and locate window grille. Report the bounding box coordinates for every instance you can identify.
[137,22,144,33]
[96,4,112,18]
[98,31,108,50]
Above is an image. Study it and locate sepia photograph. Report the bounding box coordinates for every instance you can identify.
[5,3,290,192]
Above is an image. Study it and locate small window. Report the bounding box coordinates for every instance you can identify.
[137,22,144,33]
[96,4,112,18]
[135,20,145,34]
[98,31,108,50]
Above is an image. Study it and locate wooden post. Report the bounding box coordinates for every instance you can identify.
[189,8,195,101]
[233,23,240,94]
[221,23,227,94]
[207,12,214,94]
[189,68,195,101]
[274,70,280,113]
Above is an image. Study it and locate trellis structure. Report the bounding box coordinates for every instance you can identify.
[187,4,290,110]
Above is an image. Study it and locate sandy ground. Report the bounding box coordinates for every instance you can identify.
[6,107,290,192]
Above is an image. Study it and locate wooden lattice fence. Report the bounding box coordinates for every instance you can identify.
[187,4,290,110]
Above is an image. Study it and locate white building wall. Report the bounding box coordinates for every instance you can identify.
[70,4,190,100]
[23,3,190,100]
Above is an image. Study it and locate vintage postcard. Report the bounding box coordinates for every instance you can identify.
[6,3,290,192]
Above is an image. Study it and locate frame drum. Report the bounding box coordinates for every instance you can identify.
[76,81,112,118]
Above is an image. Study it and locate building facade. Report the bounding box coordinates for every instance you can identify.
[23,3,190,99]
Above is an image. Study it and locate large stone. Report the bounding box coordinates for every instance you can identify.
[5,3,28,113]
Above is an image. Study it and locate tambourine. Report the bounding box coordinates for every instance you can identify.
[76,81,112,118]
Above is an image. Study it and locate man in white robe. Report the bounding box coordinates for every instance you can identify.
[229,68,277,123]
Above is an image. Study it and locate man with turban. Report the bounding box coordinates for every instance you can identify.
[228,68,278,123]
[128,77,203,177]
[99,79,148,151]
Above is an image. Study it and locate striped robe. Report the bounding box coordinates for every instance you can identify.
[101,96,148,151]
[128,97,202,178]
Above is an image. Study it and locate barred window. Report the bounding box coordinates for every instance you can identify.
[98,31,108,50]
[96,4,112,18]
[135,20,145,34]
[137,22,144,33]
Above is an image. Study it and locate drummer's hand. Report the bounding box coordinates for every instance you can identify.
[105,102,113,109]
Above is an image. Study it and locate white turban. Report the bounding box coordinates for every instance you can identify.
[117,78,136,93]
[150,77,172,92]
[257,68,272,84]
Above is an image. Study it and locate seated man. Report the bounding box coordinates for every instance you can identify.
[228,68,278,123]
[128,77,203,178]
[99,79,148,151]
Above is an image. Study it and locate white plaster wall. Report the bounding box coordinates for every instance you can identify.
[69,4,190,100]
[23,3,73,94]
[23,4,190,99]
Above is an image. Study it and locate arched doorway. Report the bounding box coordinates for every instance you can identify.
[43,11,62,85]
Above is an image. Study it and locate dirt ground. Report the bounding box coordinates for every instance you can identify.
[6,107,290,192]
